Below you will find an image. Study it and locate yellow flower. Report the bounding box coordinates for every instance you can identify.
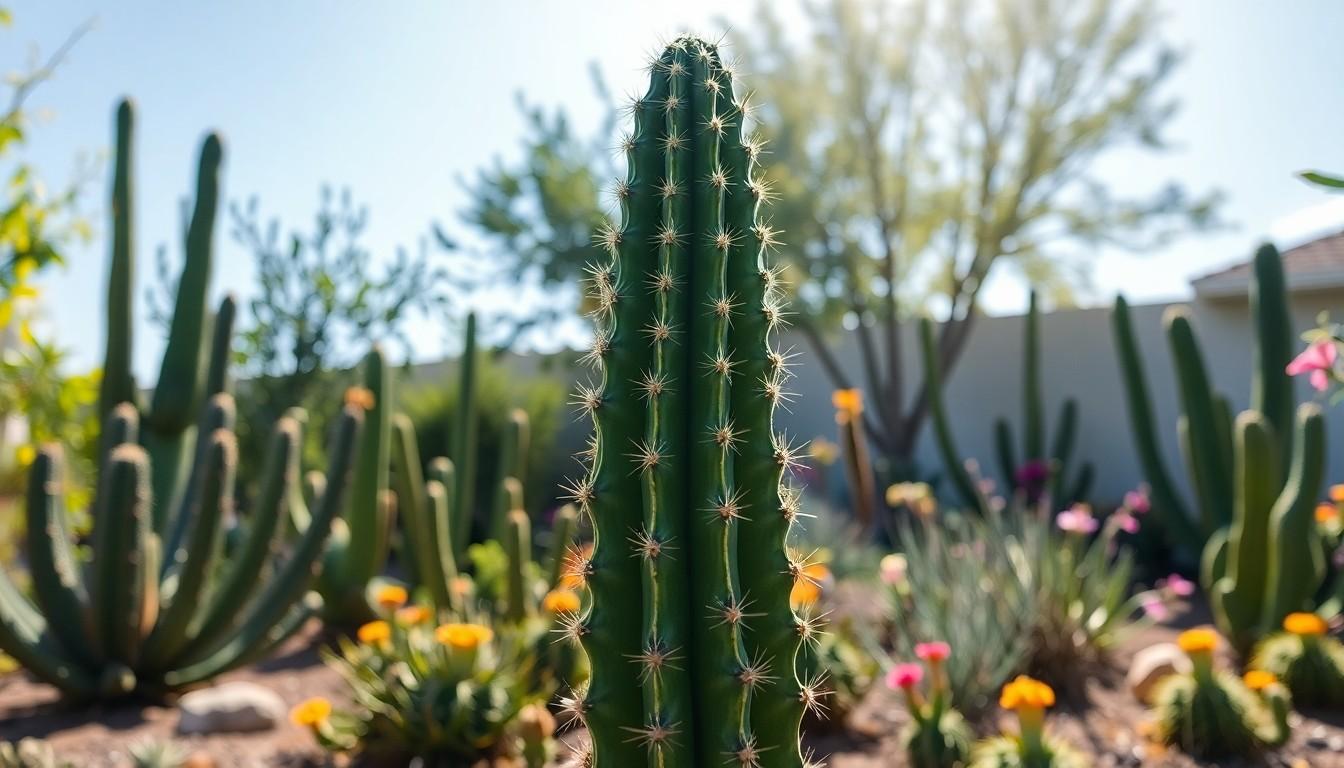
[809,437,839,466]
[1177,627,1220,655]
[999,675,1055,711]
[1282,612,1328,636]
[344,386,376,411]
[357,620,392,646]
[290,697,332,727]
[15,444,36,468]
[1330,484,1344,503]
[1243,670,1278,692]
[886,482,937,517]
[1317,503,1339,524]
[832,388,863,417]
[374,585,408,610]
[395,605,431,626]
[790,563,831,607]
[435,622,494,650]
[542,589,581,614]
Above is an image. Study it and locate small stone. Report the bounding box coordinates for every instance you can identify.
[177,682,285,735]
[1127,643,1192,704]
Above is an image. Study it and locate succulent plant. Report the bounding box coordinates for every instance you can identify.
[563,36,812,767]
[969,676,1087,768]
[1249,612,1344,708]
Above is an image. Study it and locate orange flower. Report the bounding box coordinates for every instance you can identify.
[999,675,1055,711]
[374,585,408,610]
[290,697,332,727]
[1177,627,1220,655]
[1243,670,1277,692]
[790,563,831,607]
[1317,503,1340,524]
[1330,484,1344,503]
[832,388,863,417]
[1282,612,1328,636]
[357,620,392,646]
[435,622,494,650]
[395,605,431,626]
[344,386,376,411]
[542,589,581,614]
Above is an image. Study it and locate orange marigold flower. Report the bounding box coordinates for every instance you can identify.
[1243,670,1278,692]
[1330,484,1344,503]
[790,563,831,607]
[435,622,494,650]
[832,388,863,416]
[290,697,332,727]
[1177,627,1220,654]
[374,585,408,610]
[344,386,376,411]
[395,605,431,626]
[542,589,582,614]
[999,675,1055,711]
[1317,503,1340,524]
[357,620,392,646]
[1283,612,1328,636]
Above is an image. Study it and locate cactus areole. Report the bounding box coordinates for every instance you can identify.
[565,37,813,768]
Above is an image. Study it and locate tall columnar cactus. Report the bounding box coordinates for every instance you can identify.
[991,291,1093,507]
[490,408,530,540]
[318,347,396,623]
[919,319,991,514]
[564,37,812,768]
[450,312,480,559]
[0,100,362,698]
[1112,244,1301,556]
[1205,405,1327,653]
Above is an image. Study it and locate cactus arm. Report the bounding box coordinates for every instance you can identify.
[920,318,986,513]
[0,573,92,695]
[391,414,451,608]
[727,68,805,768]
[1250,244,1295,463]
[1166,308,1233,534]
[1023,290,1044,460]
[165,592,322,689]
[89,444,153,664]
[1048,399,1078,503]
[547,504,578,589]
[504,509,532,623]
[426,457,461,609]
[99,99,137,422]
[24,447,96,667]
[450,313,479,558]
[203,294,236,398]
[344,347,393,591]
[161,394,235,578]
[993,418,1017,494]
[141,430,234,663]
[1264,404,1327,625]
[1110,296,1202,552]
[424,479,459,612]
[176,416,301,663]
[1211,413,1279,651]
[492,408,529,540]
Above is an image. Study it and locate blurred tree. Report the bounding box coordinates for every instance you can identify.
[459,0,1221,479]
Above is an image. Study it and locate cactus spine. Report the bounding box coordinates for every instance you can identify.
[569,37,807,767]
[0,101,362,698]
[1112,244,1300,556]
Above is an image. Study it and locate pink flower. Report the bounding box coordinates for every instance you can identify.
[1286,339,1338,392]
[886,663,924,691]
[1161,573,1196,597]
[1124,488,1151,515]
[915,641,951,664]
[880,554,908,587]
[1114,512,1140,535]
[1056,504,1099,535]
[1141,595,1171,622]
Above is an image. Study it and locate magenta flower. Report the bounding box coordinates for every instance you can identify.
[1114,512,1140,535]
[1161,573,1196,597]
[886,662,924,691]
[1014,459,1051,502]
[1123,488,1151,515]
[915,641,951,664]
[1286,339,1338,392]
[1056,504,1099,535]
[1141,595,1171,622]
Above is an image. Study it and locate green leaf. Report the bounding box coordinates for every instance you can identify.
[1299,171,1344,190]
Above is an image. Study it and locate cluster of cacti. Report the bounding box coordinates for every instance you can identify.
[1151,628,1291,759]
[1112,243,1305,555]
[1201,405,1327,653]
[969,676,1086,768]
[1249,612,1344,708]
[563,36,814,767]
[0,100,362,698]
[887,644,972,768]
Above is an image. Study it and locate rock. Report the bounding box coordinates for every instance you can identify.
[177,682,285,735]
[1127,643,1191,704]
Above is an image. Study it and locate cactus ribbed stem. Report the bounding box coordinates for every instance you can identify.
[1023,291,1044,460]
[1165,309,1233,534]
[99,100,137,423]
[920,318,985,512]
[1264,404,1326,624]
[450,312,479,557]
[1250,244,1295,466]
[504,509,532,623]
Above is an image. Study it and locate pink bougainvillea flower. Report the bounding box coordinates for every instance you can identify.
[1161,573,1196,597]
[886,662,924,691]
[1141,595,1171,622]
[1286,339,1338,392]
[1056,504,1099,535]
[915,641,951,664]
[1123,488,1151,515]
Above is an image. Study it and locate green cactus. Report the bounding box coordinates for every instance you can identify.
[0,99,363,699]
[491,408,530,539]
[1250,624,1344,708]
[564,37,811,768]
[1204,404,1326,653]
[919,318,992,513]
[503,508,532,623]
[1112,243,1301,556]
[450,312,480,559]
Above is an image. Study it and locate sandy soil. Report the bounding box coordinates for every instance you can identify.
[2,614,1343,767]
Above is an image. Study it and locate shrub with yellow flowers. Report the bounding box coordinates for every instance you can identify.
[1249,611,1344,708]
[969,675,1085,768]
[1150,627,1291,759]
[297,607,556,763]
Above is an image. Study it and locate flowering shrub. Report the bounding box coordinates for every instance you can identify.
[295,607,554,763]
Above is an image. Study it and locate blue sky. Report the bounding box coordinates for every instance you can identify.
[7,1,1344,377]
